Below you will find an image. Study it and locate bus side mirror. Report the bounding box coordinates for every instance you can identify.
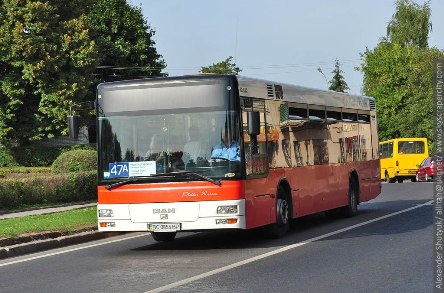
[248,111,260,135]
[68,115,80,139]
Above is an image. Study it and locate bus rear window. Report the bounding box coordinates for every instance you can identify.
[398,141,425,154]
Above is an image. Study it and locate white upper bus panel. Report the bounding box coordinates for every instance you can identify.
[237,76,374,111]
[97,76,233,115]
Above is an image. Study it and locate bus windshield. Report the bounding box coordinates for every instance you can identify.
[98,110,241,183]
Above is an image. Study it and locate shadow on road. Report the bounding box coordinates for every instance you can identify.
[131,199,431,252]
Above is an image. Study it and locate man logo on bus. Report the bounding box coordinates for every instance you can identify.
[153,208,176,214]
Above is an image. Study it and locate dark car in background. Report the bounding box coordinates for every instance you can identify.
[416,157,436,182]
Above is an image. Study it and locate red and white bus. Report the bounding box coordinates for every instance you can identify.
[97,75,381,241]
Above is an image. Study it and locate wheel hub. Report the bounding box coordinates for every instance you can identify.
[277,198,289,225]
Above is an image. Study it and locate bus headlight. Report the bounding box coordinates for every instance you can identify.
[217,205,238,214]
[98,209,114,217]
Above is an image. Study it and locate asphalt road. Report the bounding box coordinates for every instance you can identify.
[0,182,433,293]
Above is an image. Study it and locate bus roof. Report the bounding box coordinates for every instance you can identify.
[236,75,375,111]
[97,74,375,112]
[379,138,428,144]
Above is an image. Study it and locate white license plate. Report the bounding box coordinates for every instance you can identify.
[148,223,181,232]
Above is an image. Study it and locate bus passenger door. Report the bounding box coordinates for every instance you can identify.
[241,99,274,229]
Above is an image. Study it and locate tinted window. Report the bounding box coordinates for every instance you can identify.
[398,141,425,154]
[289,107,308,119]
[380,142,393,158]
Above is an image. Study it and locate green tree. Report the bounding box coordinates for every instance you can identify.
[201,56,241,75]
[386,0,432,49]
[328,59,350,93]
[359,0,443,152]
[0,0,98,145]
[0,0,166,146]
[86,0,166,81]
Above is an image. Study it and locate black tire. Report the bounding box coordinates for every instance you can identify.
[386,172,396,183]
[411,176,417,182]
[266,186,291,238]
[151,232,176,242]
[340,177,358,217]
[397,178,404,183]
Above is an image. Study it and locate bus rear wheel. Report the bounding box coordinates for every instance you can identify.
[266,187,290,238]
[151,232,176,242]
[340,177,358,217]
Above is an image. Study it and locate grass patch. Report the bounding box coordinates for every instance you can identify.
[0,207,97,238]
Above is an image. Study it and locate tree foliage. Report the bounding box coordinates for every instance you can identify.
[201,56,241,75]
[386,0,432,49]
[361,43,443,141]
[0,0,98,145]
[86,0,166,81]
[0,0,166,146]
[328,59,350,93]
[359,0,443,152]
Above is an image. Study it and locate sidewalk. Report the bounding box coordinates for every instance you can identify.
[0,203,122,259]
[0,202,97,220]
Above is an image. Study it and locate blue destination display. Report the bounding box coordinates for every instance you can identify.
[109,162,129,178]
[107,161,157,178]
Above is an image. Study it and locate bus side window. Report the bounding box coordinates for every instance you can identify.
[242,99,268,177]
[381,143,387,158]
[388,142,393,157]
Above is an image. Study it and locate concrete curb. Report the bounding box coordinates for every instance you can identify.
[0,231,122,259]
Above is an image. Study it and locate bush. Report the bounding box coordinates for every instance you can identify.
[0,167,51,179]
[0,144,95,167]
[11,145,66,167]
[11,144,95,167]
[51,150,97,174]
[0,147,19,167]
[0,171,97,210]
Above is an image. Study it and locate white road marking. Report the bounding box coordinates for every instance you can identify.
[145,200,433,293]
[0,233,146,268]
[0,200,432,287]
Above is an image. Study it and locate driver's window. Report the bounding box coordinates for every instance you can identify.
[241,97,268,177]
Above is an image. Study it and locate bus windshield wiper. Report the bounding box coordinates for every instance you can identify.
[106,171,221,190]
[172,171,221,186]
[105,175,170,190]
[106,178,136,190]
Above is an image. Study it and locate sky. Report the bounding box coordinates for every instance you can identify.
[137,0,444,95]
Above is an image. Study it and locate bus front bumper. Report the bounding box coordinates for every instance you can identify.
[97,200,246,232]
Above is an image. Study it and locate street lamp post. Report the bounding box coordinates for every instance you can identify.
[317,67,328,87]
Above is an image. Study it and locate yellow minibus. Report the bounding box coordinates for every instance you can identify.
[379,138,429,183]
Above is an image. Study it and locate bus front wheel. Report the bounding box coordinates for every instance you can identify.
[386,172,396,183]
[151,232,176,242]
